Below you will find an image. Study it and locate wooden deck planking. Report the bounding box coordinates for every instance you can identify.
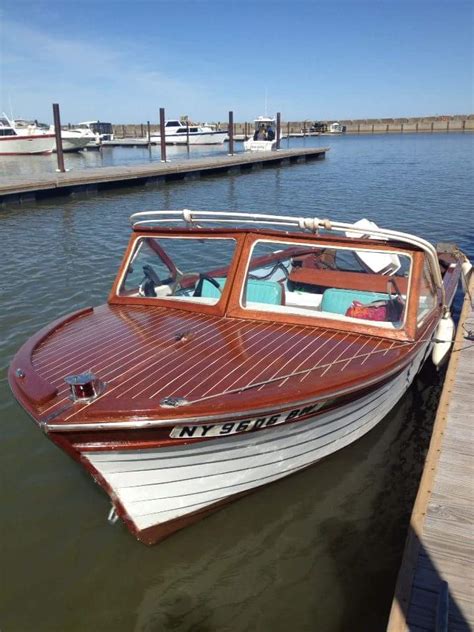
[387,279,474,631]
[0,147,328,204]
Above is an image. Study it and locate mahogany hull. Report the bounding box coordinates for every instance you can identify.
[68,341,428,544]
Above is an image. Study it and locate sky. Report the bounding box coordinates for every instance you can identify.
[0,0,472,124]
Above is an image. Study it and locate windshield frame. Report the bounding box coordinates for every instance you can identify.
[110,228,429,340]
[109,230,246,316]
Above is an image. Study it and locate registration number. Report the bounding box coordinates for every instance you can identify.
[169,403,322,439]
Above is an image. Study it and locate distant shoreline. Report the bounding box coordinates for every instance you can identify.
[109,115,474,138]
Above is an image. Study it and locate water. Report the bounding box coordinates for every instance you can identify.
[0,133,472,631]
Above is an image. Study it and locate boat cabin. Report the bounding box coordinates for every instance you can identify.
[164,120,200,134]
[0,117,16,136]
[328,122,346,133]
[251,116,276,140]
[76,121,114,140]
[111,211,446,343]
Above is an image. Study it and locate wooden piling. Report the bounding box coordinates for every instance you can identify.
[52,103,65,173]
[228,111,234,156]
[159,108,166,162]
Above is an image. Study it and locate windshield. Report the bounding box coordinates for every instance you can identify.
[241,240,411,328]
[119,236,237,305]
[91,122,113,135]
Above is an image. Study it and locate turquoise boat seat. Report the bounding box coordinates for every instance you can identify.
[200,277,227,299]
[201,277,283,305]
[321,288,389,315]
[245,279,283,305]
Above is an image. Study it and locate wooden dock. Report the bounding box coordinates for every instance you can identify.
[0,146,328,205]
[387,278,474,631]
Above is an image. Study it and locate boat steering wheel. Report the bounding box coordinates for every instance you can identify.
[140,265,161,297]
[193,273,222,297]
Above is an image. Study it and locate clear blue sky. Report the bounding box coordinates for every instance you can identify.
[0,0,472,124]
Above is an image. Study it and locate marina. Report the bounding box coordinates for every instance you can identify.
[1,130,472,631]
[1,0,473,627]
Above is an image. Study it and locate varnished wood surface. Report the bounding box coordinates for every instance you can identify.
[25,303,417,425]
[386,278,474,631]
[9,228,461,432]
[0,147,328,202]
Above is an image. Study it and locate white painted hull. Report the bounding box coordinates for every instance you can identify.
[0,134,56,155]
[243,138,277,152]
[84,343,428,536]
[58,135,92,152]
[151,131,228,145]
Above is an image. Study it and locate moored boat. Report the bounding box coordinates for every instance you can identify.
[151,119,228,145]
[8,210,470,544]
[327,122,346,134]
[0,115,55,155]
[12,118,92,152]
[244,116,278,151]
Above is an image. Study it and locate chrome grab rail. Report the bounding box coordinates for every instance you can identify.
[129,209,447,306]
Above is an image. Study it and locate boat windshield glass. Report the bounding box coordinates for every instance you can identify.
[119,236,237,305]
[90,122,113,135]
[241,240,411,328]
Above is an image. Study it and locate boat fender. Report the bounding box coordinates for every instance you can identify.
[432,313,455,367]
[461,258,473,295]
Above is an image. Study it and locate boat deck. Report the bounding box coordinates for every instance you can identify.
[0,147,328,205]
[387,279,474,631]
[28,303,413,425]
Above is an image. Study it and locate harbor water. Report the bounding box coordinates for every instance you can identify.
[0,133,472,631]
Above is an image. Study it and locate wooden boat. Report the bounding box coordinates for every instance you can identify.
[8,210,470,545]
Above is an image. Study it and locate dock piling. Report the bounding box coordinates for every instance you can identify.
[159,108,167,162]
[228,111,234,156]
[52,103,65,173]
[276,112,281,150]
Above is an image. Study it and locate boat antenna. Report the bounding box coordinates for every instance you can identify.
[8,93,14,120]
[264,88,268,117]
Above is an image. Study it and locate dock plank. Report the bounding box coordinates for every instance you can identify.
[386,280,474,631]
[0,147,329,204]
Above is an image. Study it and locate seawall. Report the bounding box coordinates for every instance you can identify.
[110,115,474,138]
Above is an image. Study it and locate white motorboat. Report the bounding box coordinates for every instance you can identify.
[327,122,346,134]
[75,121,115,145]
[12,118,92,152]
[151,120,228,145]
[0,115,55,155]
[9,209,469,545]
[244,116,278,152]
[55,128,97,152]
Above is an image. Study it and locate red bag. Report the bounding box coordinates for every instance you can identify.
[345,300,388,321]
[346,298,404,322]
